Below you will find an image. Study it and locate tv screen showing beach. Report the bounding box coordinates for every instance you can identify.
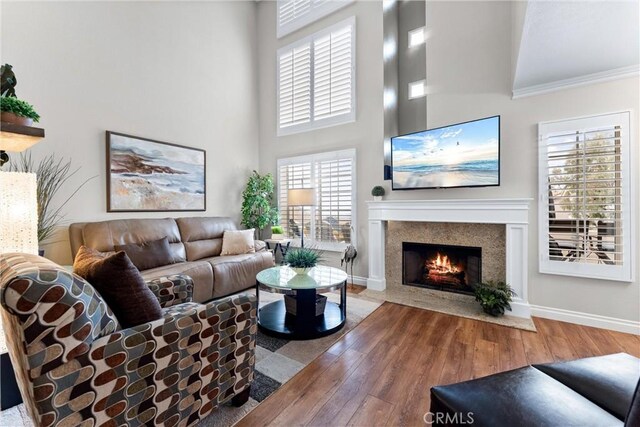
[391,116,500,190]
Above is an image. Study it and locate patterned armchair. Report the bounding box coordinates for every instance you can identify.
[0,253,256,426]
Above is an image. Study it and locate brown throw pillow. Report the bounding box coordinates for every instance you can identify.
[114,237,174,271]
[73,246,163,328]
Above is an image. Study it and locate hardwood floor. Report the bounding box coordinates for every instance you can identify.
[237,302,640,427]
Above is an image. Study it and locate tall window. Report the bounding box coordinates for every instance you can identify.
[538,111,633,282]
[278,149,356,250]
[277,17,356,136]
[277,0,354,38]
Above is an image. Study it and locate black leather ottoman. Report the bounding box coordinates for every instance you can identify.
[430,353,640,427]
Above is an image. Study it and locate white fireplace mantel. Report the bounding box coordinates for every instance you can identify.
[367,198,533,318]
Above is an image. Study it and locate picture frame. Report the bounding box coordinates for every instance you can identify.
[106,131,206,212]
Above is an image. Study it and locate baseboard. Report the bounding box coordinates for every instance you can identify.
[349,275,368,286]
[530,304,640,335]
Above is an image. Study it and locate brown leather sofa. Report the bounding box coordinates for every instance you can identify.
[69,217,274,302]
[430,352,640,426]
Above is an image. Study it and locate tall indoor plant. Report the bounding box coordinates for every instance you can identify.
[241,170,278,240]
[10,153,94,245]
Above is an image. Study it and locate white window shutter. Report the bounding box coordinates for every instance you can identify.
[538,111,633,282]
[278,17,356,136]
[277,149,356,250]
[278,43,311,129]
[277,0,354,38]
[313,23,353,121]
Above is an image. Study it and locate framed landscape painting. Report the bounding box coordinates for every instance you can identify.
[106,131,206,212]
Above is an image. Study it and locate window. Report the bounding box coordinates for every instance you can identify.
[538,111,633,282]
[277,0,354,38]
[277,17,356,136]
[277,149,356,251]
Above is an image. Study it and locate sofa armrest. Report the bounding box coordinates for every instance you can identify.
[34,293,257,426]
[255,240,267,252]
[146,274,194,308]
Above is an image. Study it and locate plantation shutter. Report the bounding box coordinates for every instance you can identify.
[315,156,354,243]
[278,43,311,129]
[538,111,632,282]
[277,0,354,38]
[279,161,312,244]
[313,23,354,121]
[277,149,356,249]
[277,17,356,136]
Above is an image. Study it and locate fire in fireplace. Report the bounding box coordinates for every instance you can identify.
[402,242,481,295]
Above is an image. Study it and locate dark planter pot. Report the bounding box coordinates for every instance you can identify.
[482,305,504,317]
[0,111,33,126]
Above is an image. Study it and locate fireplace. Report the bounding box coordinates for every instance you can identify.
[402,242,481,295]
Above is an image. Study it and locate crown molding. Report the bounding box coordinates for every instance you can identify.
[512,64,640,99]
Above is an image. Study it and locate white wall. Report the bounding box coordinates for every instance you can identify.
[257,0,639,324]
[257,0,384,269]
[1,1,259,264]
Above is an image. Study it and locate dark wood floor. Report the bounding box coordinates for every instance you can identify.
[238,301,640,427]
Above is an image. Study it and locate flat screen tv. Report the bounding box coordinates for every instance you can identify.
[391,115,500,190]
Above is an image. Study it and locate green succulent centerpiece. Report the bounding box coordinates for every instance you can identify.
[473,280,516,317]
[285,247,321,275]
[1,95,40,125]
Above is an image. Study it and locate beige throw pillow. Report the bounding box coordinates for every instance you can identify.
[221,229,256,255]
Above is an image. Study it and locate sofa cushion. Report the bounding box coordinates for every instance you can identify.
[221,229,256,256]
[534,353,640,420]
[73,246,163,328]
[140,260,214,303]
[114,236,175,271]
[207,252,274,298]
[176,217,237,261]
[430,366,624,427]
[80,218,186,263]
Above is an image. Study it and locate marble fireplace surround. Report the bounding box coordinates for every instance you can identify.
[367,199,533,318]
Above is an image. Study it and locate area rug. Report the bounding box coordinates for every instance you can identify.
[359,285,537,332]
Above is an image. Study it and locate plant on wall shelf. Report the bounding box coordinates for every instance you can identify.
[10,153,95,244]
[241,170,279,240]
[1,64,40,126]
[473,280,516,317]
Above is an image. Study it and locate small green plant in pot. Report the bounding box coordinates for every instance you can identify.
[371,185,385,201]
[474,281,516,317]
[271,225,284,240]
[285,247,321,275]
[1,96,40,126]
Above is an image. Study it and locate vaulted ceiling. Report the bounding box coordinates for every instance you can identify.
[513,0,639,96]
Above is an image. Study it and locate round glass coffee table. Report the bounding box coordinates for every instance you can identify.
[256,265,348,340]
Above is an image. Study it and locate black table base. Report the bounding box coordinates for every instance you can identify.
[257,283,346,340]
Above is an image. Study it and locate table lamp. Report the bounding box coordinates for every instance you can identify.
[288,188,315,247]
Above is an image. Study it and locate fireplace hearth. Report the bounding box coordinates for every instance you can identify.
[402,242,481,295]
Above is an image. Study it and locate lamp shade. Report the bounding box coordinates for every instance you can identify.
[0,172,38,254]
[288,188,315,206]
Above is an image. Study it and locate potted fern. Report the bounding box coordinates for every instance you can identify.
[285,247,321,275]
[473,281,516,317]
[1,96,40,126]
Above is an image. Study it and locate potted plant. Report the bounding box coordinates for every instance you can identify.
[271,225,284,240]
[285,247,321,275]
[371,185,385,201]
[10,153,95,250]
[241,171,279,239]
[1,96,40,126]
[473,281,516,317]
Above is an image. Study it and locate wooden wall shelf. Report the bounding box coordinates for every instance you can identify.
[0,122,45,152]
